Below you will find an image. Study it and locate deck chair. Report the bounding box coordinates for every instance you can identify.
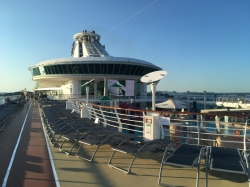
[108,139,176,174]
[59,125,108,155]
[75,131,134,162]
[158,144,205,187]
[58,117,113,154]
[205,146,249,187]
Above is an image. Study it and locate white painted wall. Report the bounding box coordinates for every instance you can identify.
[73,41,80,58]
[82,42,88,57]
[61,80,81,97]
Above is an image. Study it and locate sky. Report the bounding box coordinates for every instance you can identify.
[0,0,249,93]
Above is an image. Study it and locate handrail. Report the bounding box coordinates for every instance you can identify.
[68,99,250,150]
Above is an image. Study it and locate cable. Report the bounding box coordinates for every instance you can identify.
[102,0,158,36]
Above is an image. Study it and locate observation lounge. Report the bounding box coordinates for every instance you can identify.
[28,30,162,107]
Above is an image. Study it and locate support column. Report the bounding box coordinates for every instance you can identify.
[86,86,89,103]
[94,81,98,99]
[68,80,81,98]
[150,83,156,111]
[104,78,107,96]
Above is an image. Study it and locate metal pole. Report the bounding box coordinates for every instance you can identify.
[118,88,120,107]
[198,115,201,145]
[86,85,89,103]
[151,83,156,111]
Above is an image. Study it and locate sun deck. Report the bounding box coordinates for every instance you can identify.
[0,101,250,187]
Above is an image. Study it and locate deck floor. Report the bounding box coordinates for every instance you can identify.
[0,101,249,187]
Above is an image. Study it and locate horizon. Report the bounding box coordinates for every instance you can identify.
[1,0,249,93]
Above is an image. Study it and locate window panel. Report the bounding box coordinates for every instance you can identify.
[107,64,114,74]
[124,65,132,75]
[119,64,127,74]
[76,64,84,74]
[49,66,55,74]
[61,65,68,74]
[94,64,101,74]
[44,66,49,74]
[130,65,138,75]
[88,64,95,74]
[32,67,40,76]
[66,64,73,74]
[82,64,89,74]
[113,64,120,74]
[135,66,142,75]
[53,65,59,74]
[57,65,64,74]
[139,67,146,75]
[145,67,152,75]
[72,65,79,74]
[100,64,108,74]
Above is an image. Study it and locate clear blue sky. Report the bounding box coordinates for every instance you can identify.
[0,0,249,93]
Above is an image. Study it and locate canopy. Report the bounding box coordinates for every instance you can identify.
[110,83,122,88]
[99,96,110,100]
[155,99,187,110]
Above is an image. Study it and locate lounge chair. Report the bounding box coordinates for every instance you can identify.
[205,146,249,187]
[158,144,205,187]
[75,131,135,162]
[59,124,108,155]
[108,139,176,174]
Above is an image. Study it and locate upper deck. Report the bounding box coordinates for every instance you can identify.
[1,100,250,187]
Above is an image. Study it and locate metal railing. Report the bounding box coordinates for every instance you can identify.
[46,94,168,101]
[68,99,250,150]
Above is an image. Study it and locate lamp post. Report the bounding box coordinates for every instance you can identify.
[204,91,207,109]
[187,91,190,112]
[173,91,176,99]
[81,79,95,103]
[140,70,167,111]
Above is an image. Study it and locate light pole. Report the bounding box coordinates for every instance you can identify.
[173,91,176,99]
[81,79,95,103]
[187,91,190,112]
[140,70,167,111]
[204,91,207,109]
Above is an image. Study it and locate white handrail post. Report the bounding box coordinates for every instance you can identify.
[99,106,107,127]
[92,105,98,119]
[197,115,201,145]
[244,118,248,151]
[114,109,122,132]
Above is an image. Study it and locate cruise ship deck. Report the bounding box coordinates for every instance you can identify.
[0,101,249,187]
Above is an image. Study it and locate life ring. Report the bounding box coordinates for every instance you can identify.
[234,130,241,135]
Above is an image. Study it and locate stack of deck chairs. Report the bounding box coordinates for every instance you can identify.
[40,100,250,187]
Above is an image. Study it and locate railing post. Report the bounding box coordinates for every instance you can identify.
[99,106,107,127]
[244,118,248,151]
[197,115,201,145]
[114,109,122,132]
[92,105,98,119]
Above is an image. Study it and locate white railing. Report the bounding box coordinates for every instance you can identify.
[68,99,250,150]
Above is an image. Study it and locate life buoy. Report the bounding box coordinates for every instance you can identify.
[234,130,241,135]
